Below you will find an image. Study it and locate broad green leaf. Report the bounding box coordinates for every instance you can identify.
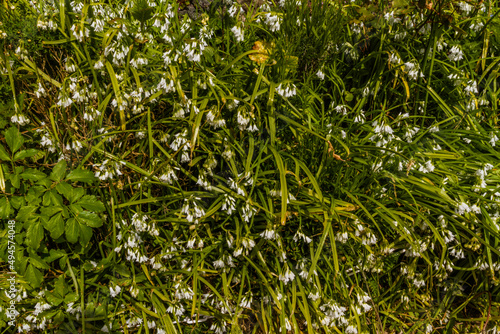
[25,264,43,288]
[76,195,105,212]
[55,275,66,296]
[10,196,24,209]
[46,291,63,306]
[77,211,103,228]
[29,252,50,270]
[50,160,67,182]
[48,190,64,206]
[66,168,96,183]
[0,145,10,161]
[16,206,38,222]
[14,149,39,161]
[0,196,12,219]
[5,127,24,154]
[27,222,44,249]
[65,218,79,243]
[64,292,78,303]
[131,0,154,23]
[56,182,84,203]
[79,223,93,247]
[47,213,65,239]
[20,169,47,181]
[44,249,66,263]
[10,172,20,188]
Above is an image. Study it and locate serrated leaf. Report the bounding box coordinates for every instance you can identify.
[14,149,39,161]
[77,211,103,228]
[20,168,47,181]
[25,264,43,288]
[55,276,66,296]
[47,212,65,239]
[66,168,96,183]
[48,190,63,206]
[0,196,12,219]
[56,182,79,202]
[131,0,154,23]
[65,218,79,243]
[0,145,10,161]
[44,249,66,263]
[11,172,20,188]
[10,196,24,209]
[29,252,50,270]
[40,205,63,217]
[64,292,78,303]
[16,205,38,222]
[27,222,44,249]
[5,127,24,154]
[115,264,131,277]
[50,160,67,182]
[46,291,63,306]
[79,223,93,247]
[77,195,105,212]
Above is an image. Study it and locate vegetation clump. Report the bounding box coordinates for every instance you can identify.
[1,0,500,332]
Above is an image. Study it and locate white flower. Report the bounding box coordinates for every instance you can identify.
[260,229,276,240]
[264,13,281,32]
[384,11,401,26]
[346,325,358,334]
[110,285,121,298]
[213,259,225,269]
[418,160,435,173]
[11,114,30,126]
[490,133,498,146]
[316,69,325,80]
[458,1,472,14]
[455,202,470,215]
[448,46,463,62]
[464,80,478,95]
[231,25,244,42]
[276,83,297,98]
[335,232,348,243]
[279,267,295,285]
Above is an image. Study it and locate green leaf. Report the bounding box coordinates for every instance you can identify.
[16,206,38,222]
[115,264,131,277]
[65,218,79,243]
[5,127,24,154]
[44,249,66,263]
[14,149,39,161]
[10,196,24,209]
[10,171,20,188]
[79,223,93,247]
[56,182,82,203]
[40,205,63,217]
[0,145,10,161]
[27,222,44,249]
[55,275,66,296]
[48,190,64,206]
[46,291,63,306]
[77,211,103,228]
[66,168,96,183]
[29,252,50,270]
[47,213,65,239]
[76,195,105,212]
[50,160,67,182]
[25,264,43,288]
[0,196,12,219]
[131,0,154,23]
[20,168,47,181]
[64,292,78,303]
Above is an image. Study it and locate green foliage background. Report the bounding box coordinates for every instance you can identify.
[1,0,500,332]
